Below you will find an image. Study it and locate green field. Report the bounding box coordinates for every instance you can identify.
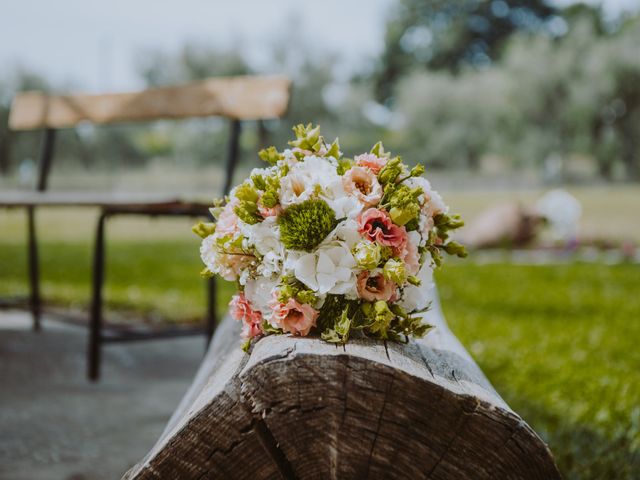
[1,199,639,479]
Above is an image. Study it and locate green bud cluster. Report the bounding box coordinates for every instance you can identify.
[382,183,423,226]
[377,157,403,185]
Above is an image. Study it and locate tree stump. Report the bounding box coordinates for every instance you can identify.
[123,292,560,479]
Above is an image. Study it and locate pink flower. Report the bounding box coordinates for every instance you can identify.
[258,203,283,218]
[270,297,318,337]
[357,271,397,302]
[216,200,240,236]
[230,293,263,339]
[400,239,420,276]
[357,208,408,254]
[355,153,387,174]
[342,166,383,207]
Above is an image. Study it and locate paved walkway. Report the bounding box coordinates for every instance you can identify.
[0,311,204,480]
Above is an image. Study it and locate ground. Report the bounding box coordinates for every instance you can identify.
[0,312,203,480]
[0,186,639,479]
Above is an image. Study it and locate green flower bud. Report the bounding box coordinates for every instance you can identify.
[407,275,421,286]
[258,146,281,165]
[251,174,267,191]
[353,241,382,270]
[260,189,279,208]
[377,157,402,185]
[410,164,425,177]
[289,124,321,150]
[200,267,214,279]
[234,200,262,225]
[296,289,318,305]
[443,241,468,258]
[234,182,260,203]
[192,221,216,239]
[383,259,407,284]
[389,204,419,226]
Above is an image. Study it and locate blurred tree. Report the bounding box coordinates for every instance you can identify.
[0,70,48,177]
[137,44,250,86]
[395,68,508,170]
[374,0,560,103]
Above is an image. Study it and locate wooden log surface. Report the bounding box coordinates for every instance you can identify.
[9,75,291,130]
[123,291,560,479]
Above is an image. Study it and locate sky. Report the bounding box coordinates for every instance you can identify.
[1,0,638,93]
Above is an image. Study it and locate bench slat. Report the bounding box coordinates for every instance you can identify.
[9,75,291,130]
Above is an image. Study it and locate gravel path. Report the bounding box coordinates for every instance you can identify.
[0,311,204,480]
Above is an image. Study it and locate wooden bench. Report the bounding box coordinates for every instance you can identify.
[1,75,291,380]
[123,290,560,479]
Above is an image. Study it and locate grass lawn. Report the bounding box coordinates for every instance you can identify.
[1,206,639,479]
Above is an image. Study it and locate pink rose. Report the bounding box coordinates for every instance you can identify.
[270,297,318,337]
[230,293,263,339]
[357,271,397,302]
[216,200,240,236]
[357,208,408,253]
[355,153,387,174]
[342,166,383,207]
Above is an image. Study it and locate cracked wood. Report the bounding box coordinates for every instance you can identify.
[123,290,560,479]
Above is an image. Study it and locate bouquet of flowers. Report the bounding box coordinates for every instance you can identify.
[193,124,466,350]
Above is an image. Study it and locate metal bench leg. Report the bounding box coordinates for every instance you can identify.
[222,119,242,196]
[26,206,41,331]
[88,211,107,381]
[205,277,217,347]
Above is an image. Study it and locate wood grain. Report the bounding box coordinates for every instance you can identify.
[9,75,291,130]
[123,291,560,479]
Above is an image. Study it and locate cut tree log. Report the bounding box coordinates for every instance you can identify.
[123,291,560,479]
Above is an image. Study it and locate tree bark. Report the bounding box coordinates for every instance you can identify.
[123,292,560,479]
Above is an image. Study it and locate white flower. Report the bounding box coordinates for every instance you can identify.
[200,235,218,272]
[279,155,361,219]
[399,263,435,312]
[239,217,283,279]
[291,242,358,298]
[328,195,363,219]
[323,218,362,249]
[406,176,447,215]
[244,276,279,318]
